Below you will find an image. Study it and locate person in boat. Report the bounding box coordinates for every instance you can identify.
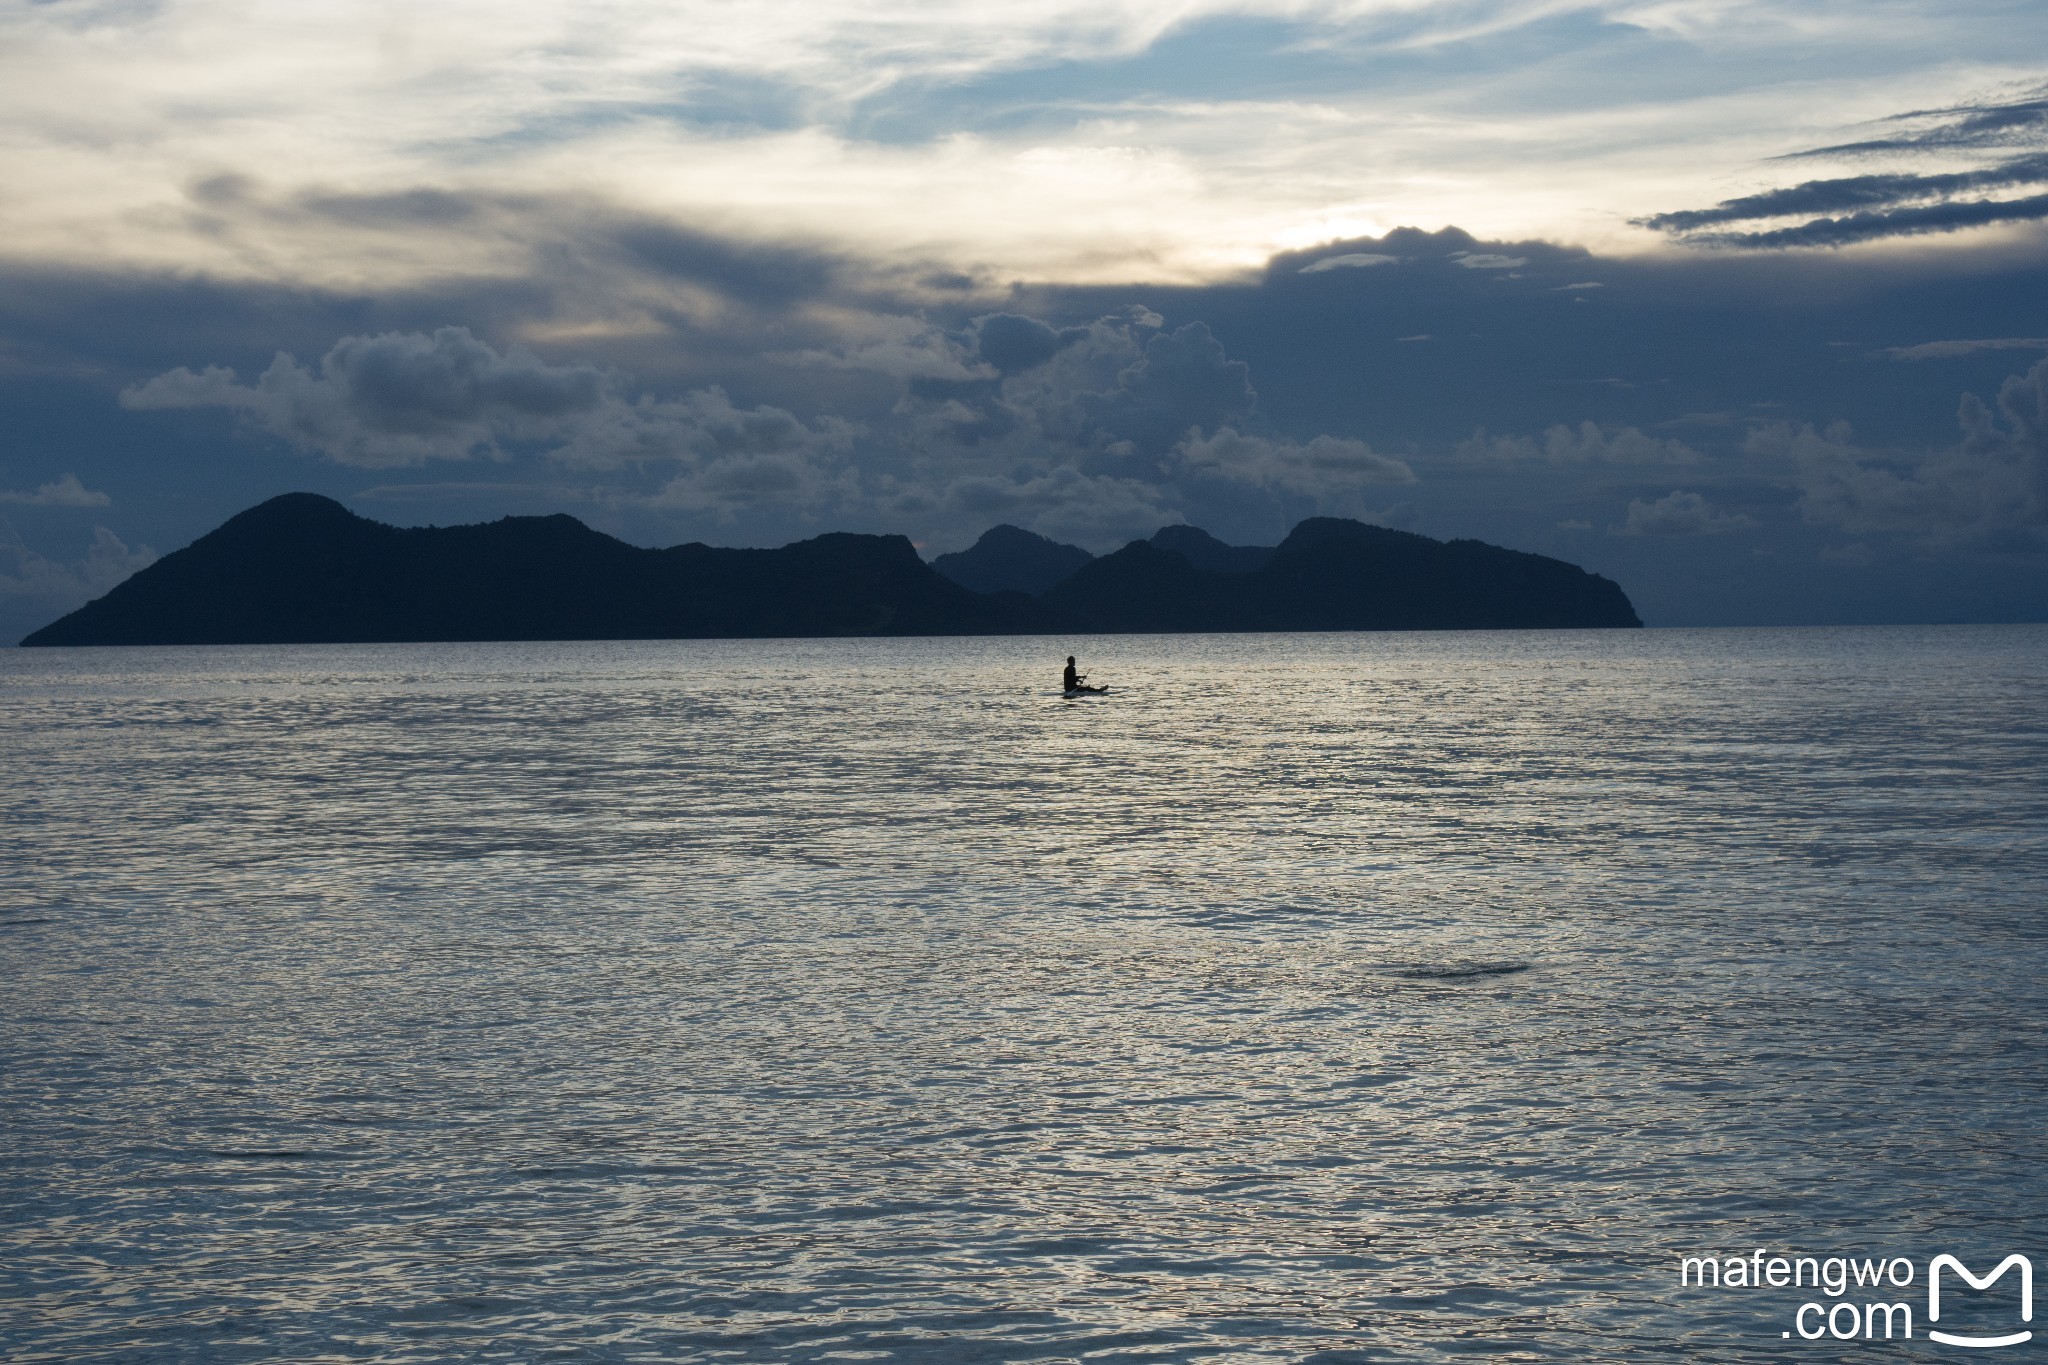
[1062,656,1105,693]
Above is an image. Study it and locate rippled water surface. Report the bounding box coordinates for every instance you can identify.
[5,627,2047,1362]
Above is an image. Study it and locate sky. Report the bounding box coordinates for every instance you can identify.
[3,0,2048,637]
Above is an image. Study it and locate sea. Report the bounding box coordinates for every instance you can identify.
[3,626,2045,1362]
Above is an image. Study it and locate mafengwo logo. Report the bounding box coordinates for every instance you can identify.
[1929,1256,2033,1349]
[1679,1250,2033,1345]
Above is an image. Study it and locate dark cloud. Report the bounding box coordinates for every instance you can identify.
[1680,190,2048,250]
[297,188,484,228]
[610,221,843,309]
[876,311,1394,540]
[1643,87,2048,249]
[104,305,1379,544]
[926,467,1180,544]
[9,204,2048,628]
[121,326,849,477]
[896,312,1080,410]
[1789,89,2048,157]
[970,313,1083,375]
[1084,321,1256,455]
[1640,153,2048,234]
[122,327,612,465]
[10,181,959,399]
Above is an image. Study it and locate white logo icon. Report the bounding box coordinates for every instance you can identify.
[1929,1254,2033,1349]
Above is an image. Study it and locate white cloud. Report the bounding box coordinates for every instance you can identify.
[1299,252,1400,273]
[0,474,110,507]
[0,524,155,603]
[1178,425,1416,494]
[1882,338,2048,361]
[1751,358,2048,542]
[1454,253,1529,269]
[1614,489,1757,536]
[1457,421,1700,465]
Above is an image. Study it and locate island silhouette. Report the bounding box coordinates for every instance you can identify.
[21,493,1641,646]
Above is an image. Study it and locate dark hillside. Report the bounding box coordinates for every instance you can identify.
[23,498,1639,646]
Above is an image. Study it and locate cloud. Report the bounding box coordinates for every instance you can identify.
[1082,320,1256,455]
[0,524,154,604]
[11,0,2045,290]
[1359,501,1419,531]
[923,466,1182,545]
[353,481,587,504]
[12,164,2048,629]
[1614,490,1756,536]
[876,309,1390,535]
[1641,88,2048,249]
[1789,88,2048,158]
[122,327,610,466]
[645,450,861,517]
[1299,253,1399,273]
[1642,153,2048,235]
[97,300,1425,549]
[1456,421,1700,465]
[0,473,110,507]
[121,327,850,478]
[1882,338,2048,361]
[970,312,1088,375]
[1753,357,2048,543]
[108,304,1417,542]
[1177,426,1415,494]
[555,387,857,473]
[1684,193,2048,250]
[1455,254,1527,269]
[796,305,1423,538]
[777,313,992,382]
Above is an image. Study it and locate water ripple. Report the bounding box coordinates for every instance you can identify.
[3,626,2045,1361]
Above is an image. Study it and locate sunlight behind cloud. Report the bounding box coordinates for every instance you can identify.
[0,0,2044,286]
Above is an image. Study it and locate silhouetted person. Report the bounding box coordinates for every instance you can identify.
[1062,656,1107,694]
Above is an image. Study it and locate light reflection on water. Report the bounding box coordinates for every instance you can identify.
[3,626,2046,1361]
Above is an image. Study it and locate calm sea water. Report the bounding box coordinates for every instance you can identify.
[4,627,2046,1362]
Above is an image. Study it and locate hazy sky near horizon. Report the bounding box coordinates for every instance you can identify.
[3,0,2048,634]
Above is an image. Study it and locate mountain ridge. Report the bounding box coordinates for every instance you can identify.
[930,524,1094,595]
[21,494,1641,645]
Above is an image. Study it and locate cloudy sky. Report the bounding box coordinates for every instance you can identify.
[4,0,2047,636]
